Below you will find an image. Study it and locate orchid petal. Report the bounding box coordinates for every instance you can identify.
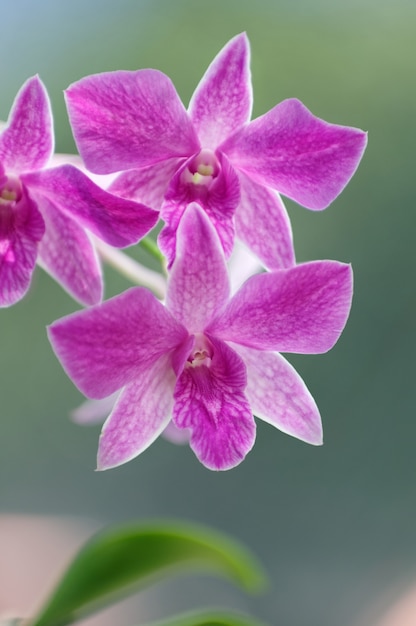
[162,420,191,445]
[108,157,183,208]
[233,345,322,444]
[221,98,368,210]
[166,204,230,333]
[0,76,53,173]
[208,261,353,354]
[97,354,174,470]
[23,164,158,248]
[173,337,255,470]
[65,70,199,174]
[189,33,252,148]
[235,171,295,269]
[0,189,44,307]
[35,194,102,306]
[48,287,187,399]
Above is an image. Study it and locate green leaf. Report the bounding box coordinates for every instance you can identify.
[139,608,269,626]
[29,521,267,626]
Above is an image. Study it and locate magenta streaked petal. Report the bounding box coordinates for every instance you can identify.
[233,344,322,444]
[189,33,252,148]
[166,204,230,333]
[65,70,199,174]
[208,261,353,354]
[35,194,102,306]
[0,76,53,173]
[97,354,174,470]
[48,287,187,399]
[221,98,368,210]
[173,337,255,470]
[23,164,158,248]
[108,157,183,208]
[235,171,295,269]
[0,188,44,307]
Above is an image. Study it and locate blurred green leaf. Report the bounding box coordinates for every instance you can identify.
[30,521,267,626]
[139,608,269,626]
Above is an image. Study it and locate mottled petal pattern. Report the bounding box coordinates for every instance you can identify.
[36,194,102,306]
[189,33,252,148]
[221,98,368,210]
[108,157,183,208]
[166,204,230,332]
[0,76,53,173]
[65,70,200,174]
[23,164,158,248]
[0,189,44,307]
[208,261,353,354]
[233,344,322,444]
[173,337,255,470]
[48,287,187,398]
[235,171,295,270]
[97,354,175,470]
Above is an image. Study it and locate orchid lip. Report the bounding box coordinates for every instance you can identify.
[0,175,22,206]
[181,149,220,188]
[186,333,213,368]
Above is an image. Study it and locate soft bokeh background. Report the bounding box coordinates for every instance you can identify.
[1,1,415,625]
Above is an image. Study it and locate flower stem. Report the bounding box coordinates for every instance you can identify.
[139,236,165,264]
[94,239,166,299]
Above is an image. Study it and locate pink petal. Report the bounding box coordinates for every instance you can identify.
[108,158,183,208]
[233,345,322,444]
[208,261,353,354]
[35,193,102,306]
[166,203,230,333]
[161,420,190,445]
[0,76,53,173]
[97,354,174,470]
[235,171,295,269]
[65,70,199,174]
[23,164,158,248]
[0,187,44,307]
[189,33,252,148]
[48,287,187,399]
[221,98,368,210]
[173,337,255,470]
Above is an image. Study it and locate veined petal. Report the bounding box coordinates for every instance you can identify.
[48,287,187,398]
[235,171,295,269]
[189,33,252,148]
[0,76,53,173]
[97,354,174,470]
[0,188,44,306]
[166,204,230,333]
[162,420,190,444]
[23,164,158,248]
[233,345,322,444]
[221,98,368,210]
[108,157,183,208]
[173,337,255,470]
[65,70,200,174]
[71,392,119,425]
[208,261,353,354]
[35,193,103,306]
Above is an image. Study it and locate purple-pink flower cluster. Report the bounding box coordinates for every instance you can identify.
[1,34,367,470]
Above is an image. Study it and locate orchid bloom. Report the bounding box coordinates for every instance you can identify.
[65,33,367,268]
[0,76,158,307]
[49,204,353,471]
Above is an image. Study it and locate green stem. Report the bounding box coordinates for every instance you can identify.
[139,236,165,264]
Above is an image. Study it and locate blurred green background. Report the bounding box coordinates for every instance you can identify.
[1,0,416,624]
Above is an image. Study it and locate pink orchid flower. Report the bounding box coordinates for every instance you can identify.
[65,33,367,268]
[0,76,158,307]
[49,203,353,471]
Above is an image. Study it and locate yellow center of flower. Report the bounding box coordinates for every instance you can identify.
[0,189,17,204]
